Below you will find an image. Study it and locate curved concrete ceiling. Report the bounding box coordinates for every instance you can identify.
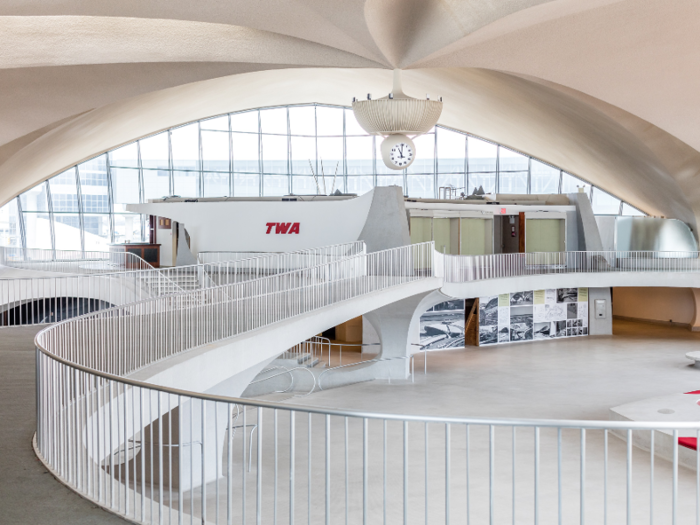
[1,0,699,229]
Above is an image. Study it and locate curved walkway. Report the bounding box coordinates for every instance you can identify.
[0,326,126,524]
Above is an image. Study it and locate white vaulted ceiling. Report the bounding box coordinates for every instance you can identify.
[3,0,700,230]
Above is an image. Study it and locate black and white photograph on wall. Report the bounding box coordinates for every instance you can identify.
[534,322,550,340]
[420,300,465,350]
[557,288,578,303]
[479,296,498,326]
[510,291,533,306]
[555,320,567,337]
[510,306,533,341]
[480,325,498,345]
[498,327,510,343]
[567,303,577,319]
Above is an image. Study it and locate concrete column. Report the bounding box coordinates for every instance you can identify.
[363,290,451,379]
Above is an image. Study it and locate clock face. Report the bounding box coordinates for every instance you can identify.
[390,143,414,167]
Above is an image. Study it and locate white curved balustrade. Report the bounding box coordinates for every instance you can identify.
[444,250,700,283]
[0,242,365,327]
[32,245,700,524]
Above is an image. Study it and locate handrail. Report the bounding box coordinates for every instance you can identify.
[31,243,700,524]
[0,241,367,327]
[444,249,700,283]
[0,246,153,273]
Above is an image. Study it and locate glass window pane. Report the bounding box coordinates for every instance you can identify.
[54,214,82,250]
[140,133,169,170]
[231,110,260,133]
[498,171,528,194]
[316,106,343,136]
[346,137,373,174]
[113,214,144,243]
[291,136,316,174]
[231,111,258,133]
[171,124,199,171]
[591,187,621,215]
[49,169,79,212]
[260,107,287,134]
[83,214,111,251]
[437,128,466,173]
[438,174,466,195]
[317,137,343,178]
[143,169,171,200]
[78,161,110,213]
[345,109,367,135]
[200,115,228,131]
[289,106,316,136]
[468,172,496,194]
[234,173,260,197]
[499,147,529,172]
[202,131,230,172]
[262,135,288,174]
[407,133,435,175]
[263,175,288,196]
[407,174,434,198]
[19,181,49,212]
[173,170,199,198]
[232,132,259,172]
[561,172,590,195]
[530,160,560,194]
[621,203,645,216]
[346,176,374,195]
[109,143,139,168]
[202,172,230,197]
[23,213,52,249]
[111,168,141,211]
[292,176,318,195]
[376,176,403,192]
[0,199,21,247]
[468,137,497,172]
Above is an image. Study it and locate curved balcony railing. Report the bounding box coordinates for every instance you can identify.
[31,245,700,524]
[0,241,366,327]
[444,250,700,283]
[0,246,154,273]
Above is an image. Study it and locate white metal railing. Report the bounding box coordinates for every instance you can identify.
[0,246,153,273]
[444,250,700,282]
[0,242,366,327]
[31,244,700,524]
[197,241,365,266]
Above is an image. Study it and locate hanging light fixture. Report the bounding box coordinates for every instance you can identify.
[352,69,443,170]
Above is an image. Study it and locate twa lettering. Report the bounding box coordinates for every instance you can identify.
[265,222,300,234]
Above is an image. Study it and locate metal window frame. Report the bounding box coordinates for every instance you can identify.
[4,104,652,251]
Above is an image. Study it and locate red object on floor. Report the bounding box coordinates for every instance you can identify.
[679,437,698,450]
[684,390,700,394]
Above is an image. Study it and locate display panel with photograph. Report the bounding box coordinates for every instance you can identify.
[479,288,589,346]
[420,299,466,350]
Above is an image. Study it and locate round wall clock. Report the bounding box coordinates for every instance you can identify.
[380,134,416,170]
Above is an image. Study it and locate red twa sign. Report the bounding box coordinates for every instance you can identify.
[266,222,300,234]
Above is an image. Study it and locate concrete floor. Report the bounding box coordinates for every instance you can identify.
[0,325,128,524]
[287,319,700,421]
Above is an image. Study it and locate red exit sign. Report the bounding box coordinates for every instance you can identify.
[266,222,300,234]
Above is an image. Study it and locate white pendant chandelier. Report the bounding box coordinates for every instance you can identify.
[352,69,443,170]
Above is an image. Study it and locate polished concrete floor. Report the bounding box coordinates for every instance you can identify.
[288,319,700,421]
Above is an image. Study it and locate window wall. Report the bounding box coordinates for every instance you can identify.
[0,104,646,252]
